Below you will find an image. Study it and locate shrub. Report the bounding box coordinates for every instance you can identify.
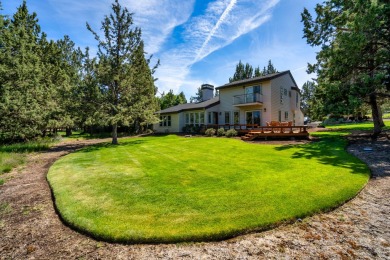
[205,128,215,136]
[217,128,225,137]
[225,129,237,137]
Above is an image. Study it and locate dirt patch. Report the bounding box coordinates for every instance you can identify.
[0,133,389,259]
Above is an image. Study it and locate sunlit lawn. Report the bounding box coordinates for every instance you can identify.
[48,133,369,243]
[324,121,390,131]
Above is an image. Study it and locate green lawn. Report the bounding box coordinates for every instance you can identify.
[324,121,390,131]
[48,133,369,243]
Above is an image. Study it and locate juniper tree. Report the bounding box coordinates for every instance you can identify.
[87,0,141,144]
[0,1,48,142]
[302,0,389,137]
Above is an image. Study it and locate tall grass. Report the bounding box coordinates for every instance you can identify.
[0,139,53,178]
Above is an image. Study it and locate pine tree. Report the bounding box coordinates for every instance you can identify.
[87,0,158,143]
[190,87,203,103]
[130,41,159,133]
[229,60,278,83]
[158,90,187,110]
[0,1,47,142]
[302,0,389,136]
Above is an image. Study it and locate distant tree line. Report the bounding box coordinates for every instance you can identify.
[229,60,278,83]
[0,0,159,144]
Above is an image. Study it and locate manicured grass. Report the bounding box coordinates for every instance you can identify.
[324,121,390,131]
[48,134,369,243]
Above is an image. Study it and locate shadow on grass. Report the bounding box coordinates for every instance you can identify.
[275,135,368,175]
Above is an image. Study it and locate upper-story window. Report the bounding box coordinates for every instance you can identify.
[296,92,299,107]
[245,85,262,103]
[280,87,284,104]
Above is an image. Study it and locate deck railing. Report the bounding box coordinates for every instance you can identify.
[205,124,308,133]
[233,93,263,105]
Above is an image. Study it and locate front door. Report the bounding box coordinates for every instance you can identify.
[213,112,218,124]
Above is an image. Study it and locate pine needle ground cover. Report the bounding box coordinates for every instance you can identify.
[48,134,369,243]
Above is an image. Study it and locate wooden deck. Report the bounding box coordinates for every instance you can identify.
[204,124,309,140]
[241,126,309,141]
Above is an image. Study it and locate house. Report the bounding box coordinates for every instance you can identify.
[154,70,304,133]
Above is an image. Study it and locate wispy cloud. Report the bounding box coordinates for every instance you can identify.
[195,0,237,61]
[154,0,280,96]
[122,0,195,54]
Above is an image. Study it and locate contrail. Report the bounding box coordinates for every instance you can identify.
[194,0,237,62]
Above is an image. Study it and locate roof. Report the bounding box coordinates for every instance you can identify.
[156,97,220,114]
[216,70,298,90]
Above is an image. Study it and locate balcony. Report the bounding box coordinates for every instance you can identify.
[233,93,263,106]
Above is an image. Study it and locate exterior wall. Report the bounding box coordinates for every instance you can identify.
[269,74,304,124]
[153,113,181,133]
[218,83,269,126]
[291,89,304,125]
[218,87,243,125]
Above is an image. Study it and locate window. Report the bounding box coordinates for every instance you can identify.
[185,112,205,126]
[285,111,288,121]
[278,110,282,122]
[284,88,287,96]
[200,113,205,124]
[289,91,291,97]
[159,115,171,127]
[245,85,262,103]
[185,113,189,124]
[280,87,284,104]
[208,112,212,124]
[224,112,230,124]
[296,93,299,107]
[234,111,239,124]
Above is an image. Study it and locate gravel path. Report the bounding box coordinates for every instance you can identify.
[0,135,389,259]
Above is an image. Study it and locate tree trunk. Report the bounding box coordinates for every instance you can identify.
[112,123,118,144]
[65,127,72,137]
[378,106,385,127]
[369,93,382,138]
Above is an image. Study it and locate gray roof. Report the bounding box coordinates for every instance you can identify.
[157,97,220,114]
[216,70,298,89]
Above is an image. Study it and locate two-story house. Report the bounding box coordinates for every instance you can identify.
[154,70,303,133]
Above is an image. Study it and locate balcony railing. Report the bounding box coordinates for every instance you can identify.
[233,93,263,105]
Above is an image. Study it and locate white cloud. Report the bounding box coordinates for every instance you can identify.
[123,0,195,54]
[154,0,280,97]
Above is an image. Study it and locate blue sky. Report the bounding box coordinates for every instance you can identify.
[2,0,321,99]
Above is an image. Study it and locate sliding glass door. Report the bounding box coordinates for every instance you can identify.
[246,110,261,125]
